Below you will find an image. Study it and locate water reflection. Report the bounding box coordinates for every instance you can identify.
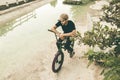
[0,12,36,37]
[71,3,93,23]
[50,0,57,7]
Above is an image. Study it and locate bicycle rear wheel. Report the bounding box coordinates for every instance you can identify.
[52,51,64,73]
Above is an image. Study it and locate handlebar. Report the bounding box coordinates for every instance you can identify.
[48,29,57,40]
[48,29,55,34]
[48,29,73,42]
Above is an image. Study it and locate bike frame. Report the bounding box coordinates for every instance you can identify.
[48,29,68,52]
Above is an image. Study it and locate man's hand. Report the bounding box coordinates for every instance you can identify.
[56,33,61,37]
[59,34,64,40]
[59,30,76,38]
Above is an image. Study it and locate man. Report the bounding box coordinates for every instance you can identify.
[51,13,76,58]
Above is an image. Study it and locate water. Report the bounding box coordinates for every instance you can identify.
[0,0,94,77]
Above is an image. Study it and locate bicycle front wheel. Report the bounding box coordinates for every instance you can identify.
[52,51,64,73]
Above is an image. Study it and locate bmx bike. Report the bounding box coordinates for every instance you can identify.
[48,29,74,73]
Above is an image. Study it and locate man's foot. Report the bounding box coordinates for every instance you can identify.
[69,51,75,58]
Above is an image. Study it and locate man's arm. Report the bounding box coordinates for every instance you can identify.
[51,26,61,35]
[61,30,76,37]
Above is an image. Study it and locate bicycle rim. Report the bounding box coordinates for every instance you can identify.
[52,52,64,73]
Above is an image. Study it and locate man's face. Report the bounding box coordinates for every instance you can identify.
[59,18,67,26]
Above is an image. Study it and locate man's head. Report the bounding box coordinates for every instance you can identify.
[59,13,69,25]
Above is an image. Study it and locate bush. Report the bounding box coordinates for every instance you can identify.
[76,0,120,80]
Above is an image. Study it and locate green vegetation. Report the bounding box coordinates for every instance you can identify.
[101,0,120,28]
[63,0,95,5]
[81,0,95,4]
[63,0,82,5]
[50,0,57,7]
[76,0,120,80]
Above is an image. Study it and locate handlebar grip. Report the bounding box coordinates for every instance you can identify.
[48,29,55,33]
[48,29,57,40]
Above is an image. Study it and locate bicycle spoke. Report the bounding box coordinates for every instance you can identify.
[54,55,62,70]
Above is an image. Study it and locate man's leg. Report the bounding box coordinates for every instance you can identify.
[65,37,73,52]
[65,37,75,58]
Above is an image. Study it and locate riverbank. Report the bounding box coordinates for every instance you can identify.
[0,0,54,26]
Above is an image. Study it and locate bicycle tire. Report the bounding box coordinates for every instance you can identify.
[52,51,64,73]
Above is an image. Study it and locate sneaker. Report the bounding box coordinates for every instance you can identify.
[69,51,75,58]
